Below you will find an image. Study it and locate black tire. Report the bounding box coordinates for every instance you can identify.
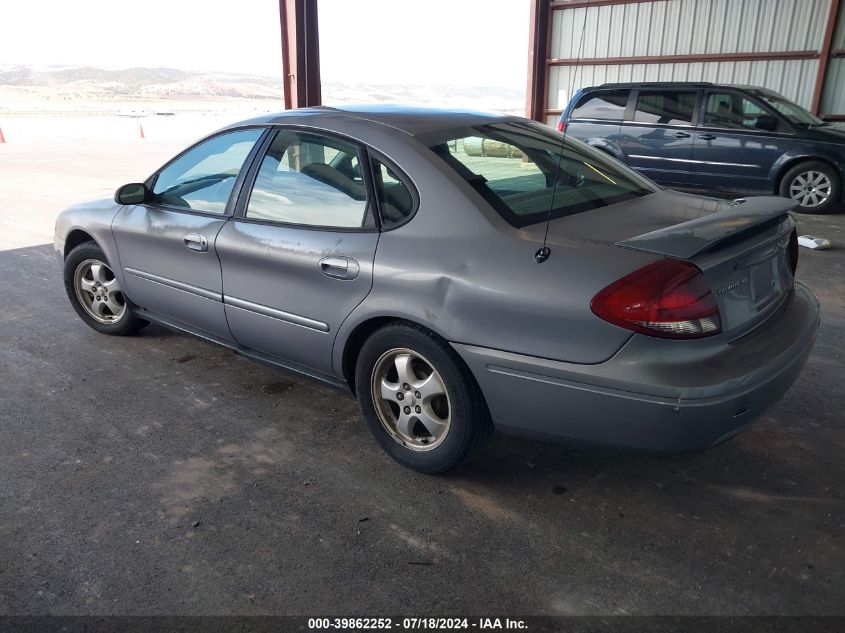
[779,161,841,215]
[355,322,492,473]
[63,241,148,336]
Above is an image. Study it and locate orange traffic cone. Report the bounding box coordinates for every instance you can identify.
[0,127,6,143]
[138,122,145,139]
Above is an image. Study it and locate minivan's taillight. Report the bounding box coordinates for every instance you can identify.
[591,259,722,339]
[556,119,566,132]
[788,228,798,276]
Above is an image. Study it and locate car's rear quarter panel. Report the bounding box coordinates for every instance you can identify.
[768,136,845,198]
[319,118,658,376]
[566,120,626,160]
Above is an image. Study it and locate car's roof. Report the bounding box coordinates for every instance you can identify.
[229,104,514,137]
[591,81,769,91]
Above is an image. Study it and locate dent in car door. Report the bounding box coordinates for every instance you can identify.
[618,89,699,187]
[689,91,781,195]
[112,128,265,339]
[215,128,379,375]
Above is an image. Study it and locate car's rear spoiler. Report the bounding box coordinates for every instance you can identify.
[616,196,797,259]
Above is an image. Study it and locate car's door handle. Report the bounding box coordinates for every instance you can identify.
[698,134,717,140]
[183,233,208,252]
[674,131,691,138]
[319,256,360,280]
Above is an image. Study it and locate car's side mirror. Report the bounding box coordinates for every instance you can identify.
[755,115,778,132]
[115,183,149,205]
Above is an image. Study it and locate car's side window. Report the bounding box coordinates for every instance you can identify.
[245,130,368,228]
[571,90,629,120]
[152,129,263,214]
[372,159,415,228]
[633,90,697,126]
[703,92,772,130]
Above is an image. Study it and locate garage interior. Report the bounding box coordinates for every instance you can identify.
[1,0,844,621]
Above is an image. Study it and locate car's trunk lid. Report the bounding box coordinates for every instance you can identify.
[535,190,797,339]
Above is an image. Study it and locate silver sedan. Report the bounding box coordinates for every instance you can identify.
[54,105,820,472]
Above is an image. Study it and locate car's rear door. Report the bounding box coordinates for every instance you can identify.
[112,128,265,339]
[688,89,783,195]
[618,88,699,187]
[215,128,380,375]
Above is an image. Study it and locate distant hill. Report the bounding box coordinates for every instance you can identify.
[0,65,282,100]
[0,65,524,113]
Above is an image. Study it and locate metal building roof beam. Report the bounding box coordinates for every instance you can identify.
[549,50,819,66]
[550,0,663,8]
[280,0,321,109]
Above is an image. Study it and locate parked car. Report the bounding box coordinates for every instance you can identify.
[559,82,845,214]
[55,105,819,472]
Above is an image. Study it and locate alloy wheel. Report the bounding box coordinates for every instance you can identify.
[370,348,451,451]
[789,170,832,208]
[74,259,127,324]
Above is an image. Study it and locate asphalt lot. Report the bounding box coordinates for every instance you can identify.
[1,141,844,615]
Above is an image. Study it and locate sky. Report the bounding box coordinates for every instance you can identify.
[1,0,529,89]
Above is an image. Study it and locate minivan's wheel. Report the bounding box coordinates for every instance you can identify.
[780,161,840,214]
[355,322,491,473]
[63,241,147,335]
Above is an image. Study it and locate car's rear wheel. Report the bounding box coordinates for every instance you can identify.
[355,322,491,473]
[780,161,840,214]
[64,242,147,335]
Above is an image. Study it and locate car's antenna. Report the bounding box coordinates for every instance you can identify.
[536,0,590,264]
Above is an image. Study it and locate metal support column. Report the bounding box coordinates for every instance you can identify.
[280,0,322,109]
[526,0,551,122]
[812,0,841,115]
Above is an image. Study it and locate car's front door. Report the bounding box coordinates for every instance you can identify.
[618,88,699,187]
[215,128,380,375]
[688,90,783,195]
[112,128,265,339]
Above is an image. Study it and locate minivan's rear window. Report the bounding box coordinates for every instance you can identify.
[571,89,629,120]
[420,122,658,228]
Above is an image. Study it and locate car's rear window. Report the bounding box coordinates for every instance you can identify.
[420,122,657,228]
[571,89,629,120]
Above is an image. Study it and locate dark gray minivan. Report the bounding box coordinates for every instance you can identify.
[559,82,845,214]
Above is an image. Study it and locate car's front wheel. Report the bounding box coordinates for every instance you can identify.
[780,161,840,214]
[64,241,147,335]
[355,322,491,473]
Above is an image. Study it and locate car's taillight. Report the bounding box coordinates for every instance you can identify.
[556,120,566,132]
[591,259,722,339]
[788,228,798,276]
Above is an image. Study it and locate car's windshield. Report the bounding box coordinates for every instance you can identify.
[755,91,824,126]
[420,121,658,228]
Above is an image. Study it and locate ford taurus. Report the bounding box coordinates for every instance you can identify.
[54,105,820,472]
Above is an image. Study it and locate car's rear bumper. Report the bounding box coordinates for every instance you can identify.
[453,283,820,452]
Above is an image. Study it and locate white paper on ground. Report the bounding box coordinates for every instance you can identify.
[797,235,832,249]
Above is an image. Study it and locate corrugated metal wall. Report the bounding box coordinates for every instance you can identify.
[546,0,832,126]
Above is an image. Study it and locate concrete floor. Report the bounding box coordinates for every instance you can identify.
[0,138,188,251]
[0,141,843,615]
